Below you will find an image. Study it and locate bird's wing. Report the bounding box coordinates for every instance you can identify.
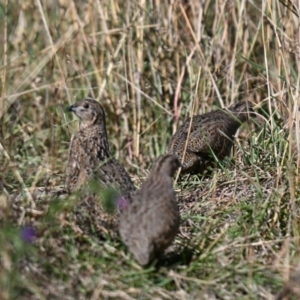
[187,118,227,155]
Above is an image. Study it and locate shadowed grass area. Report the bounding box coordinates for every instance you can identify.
[1,0,300,299]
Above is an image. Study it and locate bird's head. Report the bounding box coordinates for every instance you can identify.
[68,98,105,129]
[151,154,181,177]
[228,100,255,122]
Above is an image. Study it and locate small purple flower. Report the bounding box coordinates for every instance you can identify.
[117,197,129,210]
[21,226,36,243]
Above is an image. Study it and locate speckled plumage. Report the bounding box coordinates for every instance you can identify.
[167,101,254,174]
[65,98,135,197]
[119,154,180,266]
[65,98,135,237]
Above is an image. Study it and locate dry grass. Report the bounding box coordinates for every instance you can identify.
[1,0,300,299]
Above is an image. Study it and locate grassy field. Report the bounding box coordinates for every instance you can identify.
[1,0,300,299]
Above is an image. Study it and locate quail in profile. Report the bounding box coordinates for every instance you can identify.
[119,154,180,266]
[65,98,135,195]
[65,98,136,236]
[167,100,254,174]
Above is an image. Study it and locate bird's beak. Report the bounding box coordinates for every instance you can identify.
[67,105,75,112]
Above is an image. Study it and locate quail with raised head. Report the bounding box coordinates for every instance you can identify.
[65,98,135,236]
[65,98,135,196]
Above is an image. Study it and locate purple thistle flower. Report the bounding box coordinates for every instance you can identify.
[117,196,129,210]
[21,226,36,243]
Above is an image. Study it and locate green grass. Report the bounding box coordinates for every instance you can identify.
[1,0,300,299]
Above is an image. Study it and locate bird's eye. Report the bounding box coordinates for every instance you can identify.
[83,103,89,109]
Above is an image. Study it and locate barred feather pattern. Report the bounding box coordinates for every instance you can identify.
[166,100,254,174]
[65,98,135,237]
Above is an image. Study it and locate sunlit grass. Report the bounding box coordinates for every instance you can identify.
[0,0,300,299]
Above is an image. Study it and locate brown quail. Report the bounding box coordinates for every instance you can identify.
[65,98,136,236]
[167,100,254,174]
[119,154,180,266]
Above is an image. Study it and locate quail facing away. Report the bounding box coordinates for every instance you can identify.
[65,98,136,236]
[167,100,254,174]
[119,154,180,266]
